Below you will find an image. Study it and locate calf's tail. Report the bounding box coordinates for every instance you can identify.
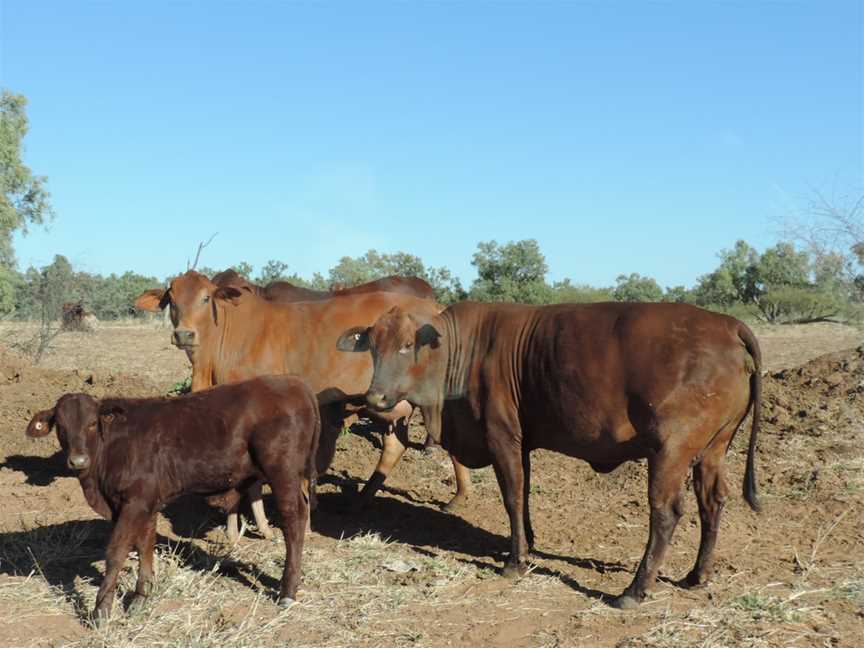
[738,323,762,513]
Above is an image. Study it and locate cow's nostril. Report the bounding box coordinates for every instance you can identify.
[68,454,90,470]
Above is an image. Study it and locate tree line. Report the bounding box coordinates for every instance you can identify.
[2,235,861,325]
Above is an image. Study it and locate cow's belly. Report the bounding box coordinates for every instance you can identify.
[521,404,646,466]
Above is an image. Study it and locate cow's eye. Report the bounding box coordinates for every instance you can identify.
[202,295,210,304]
[398,343,413,355]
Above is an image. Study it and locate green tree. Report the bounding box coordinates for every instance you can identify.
[549,279,613,303]
[327,249,465,303]
[469,239,552,303]
[612,273,663,302]
[663,285,692,303]
[1,90,54,268]
[257,260,290,284]
[692,240,760,306]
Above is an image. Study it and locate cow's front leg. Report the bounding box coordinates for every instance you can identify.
[487,419,529,578]
[357,417,409,507]
[442,456,473,511]
[93,503,149,622]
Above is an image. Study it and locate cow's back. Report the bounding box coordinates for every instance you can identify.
[218,292,441,396]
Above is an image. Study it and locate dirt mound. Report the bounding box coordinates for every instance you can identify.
[763,345,864,440]
[0,350,161,461]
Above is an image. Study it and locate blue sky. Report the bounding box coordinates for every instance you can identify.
[2,1,861,288]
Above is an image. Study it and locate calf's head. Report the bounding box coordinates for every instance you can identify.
[26,394,115,472]
[337,306,442,411]
[134,270,244,355]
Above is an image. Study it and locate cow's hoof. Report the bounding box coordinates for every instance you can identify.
[277,597,296,610]
[128,594,148,613]
[681,570,708,589]
[608,594,640,610]
[501,561,529,579]
[442,493,469,512]
[90,608,111,628]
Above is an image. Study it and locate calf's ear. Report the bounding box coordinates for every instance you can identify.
[416,323,441,349]
[26,408,56,437]
[135,288,169,312]
[336,327,371,352]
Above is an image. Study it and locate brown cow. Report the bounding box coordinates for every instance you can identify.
[25,375,320,620]
[210,268,436,303]
[134,271,471,540]
[337,301,762,608]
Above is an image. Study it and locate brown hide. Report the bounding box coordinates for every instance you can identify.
[25,376,320,619]
[210,269,435,303]
[347,300,762,608]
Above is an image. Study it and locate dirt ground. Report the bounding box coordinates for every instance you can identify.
[0,321,862,647]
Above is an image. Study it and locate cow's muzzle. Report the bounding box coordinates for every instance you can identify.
[67,453,90,471]
[172,330,196,348]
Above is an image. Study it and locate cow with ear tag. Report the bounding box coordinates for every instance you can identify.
[338,300,763,609]
[25,376,322,622]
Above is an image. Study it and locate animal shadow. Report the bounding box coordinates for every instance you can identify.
[1,450,70,486]
[310,491,611,602]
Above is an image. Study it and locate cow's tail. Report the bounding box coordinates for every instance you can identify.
[738,323,762,513]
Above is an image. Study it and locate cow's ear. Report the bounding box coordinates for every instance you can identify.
[26,408,56,438]
[135,288,169,312]
[336,327,371,352]
[416,323,441,349]
[213,286,243,305]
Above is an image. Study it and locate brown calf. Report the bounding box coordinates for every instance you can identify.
[25,375,320,620]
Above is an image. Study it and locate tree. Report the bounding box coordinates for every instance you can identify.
[612,273,663,302]
[469,239,552,303]
[691,240,760,306]
[257,260,290,284]
[1,90,54,268]
[549,279,613,303]
[782,188,864,280]
[12,255,75,362]
[326,249,465,303]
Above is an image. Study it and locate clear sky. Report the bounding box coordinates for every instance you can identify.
[1,1,861,288]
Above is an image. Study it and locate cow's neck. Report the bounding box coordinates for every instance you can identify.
[418,308,474,445]
[75,435,114,520]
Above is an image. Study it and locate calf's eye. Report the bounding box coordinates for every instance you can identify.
[202,296,210,304]
[398,344,412,355]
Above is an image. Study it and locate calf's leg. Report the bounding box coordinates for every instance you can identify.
[130,515,157,609]
[94,503,149,621]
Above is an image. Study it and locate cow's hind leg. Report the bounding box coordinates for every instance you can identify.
[684,426,737,587]
[610,448,690,609]
[522,449,535,550]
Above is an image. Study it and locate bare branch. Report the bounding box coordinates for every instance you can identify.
[190,233,218,271]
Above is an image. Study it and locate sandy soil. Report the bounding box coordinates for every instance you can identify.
[0,321,861,647]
